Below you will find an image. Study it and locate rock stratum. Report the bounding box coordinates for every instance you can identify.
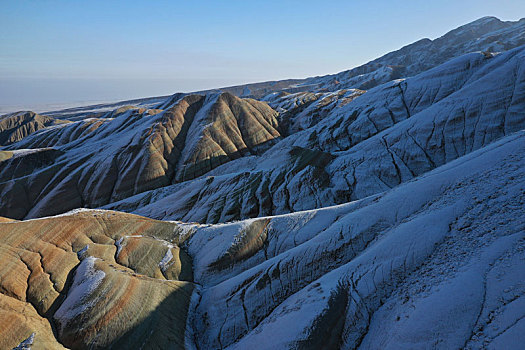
[0,16,524,349]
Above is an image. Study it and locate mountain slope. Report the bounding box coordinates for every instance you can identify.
[182,129,525,349]
[298,16,525,93]
[0,210,194,349]
[0,16,524,349]
[2,45,524,224]
[1,128,523,349]
[0,111,70,146]
[0,93,280,219]
[105,46,525,223]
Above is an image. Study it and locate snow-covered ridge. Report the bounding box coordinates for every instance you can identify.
[103,46,525,224]
[181,128,525,349]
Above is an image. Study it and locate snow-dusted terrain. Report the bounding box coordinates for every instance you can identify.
[181,129,525,349]
[0,16,524,349]
[103,45,525,224]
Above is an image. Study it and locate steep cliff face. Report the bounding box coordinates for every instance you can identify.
[105,47,525,223]
[0,93,280,219]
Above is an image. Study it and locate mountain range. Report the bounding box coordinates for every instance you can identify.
[1,16,524,349]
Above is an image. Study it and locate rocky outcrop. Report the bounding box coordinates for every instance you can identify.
[0,210,194,349]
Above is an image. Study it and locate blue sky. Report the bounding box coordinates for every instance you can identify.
[1,0,525,111]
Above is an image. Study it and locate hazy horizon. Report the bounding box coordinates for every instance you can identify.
[2,0,525,113]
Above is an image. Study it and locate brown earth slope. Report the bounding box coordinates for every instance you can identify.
[0,93,280,220]
[0,111,70,146]
[0,210,194,349]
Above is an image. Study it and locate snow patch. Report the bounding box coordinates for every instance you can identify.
[159,247,174,272]
[10,148,51,158]
[54,257,105,330]
[114,237,124,258]
[13,333,35,350]
[77,244,89,259]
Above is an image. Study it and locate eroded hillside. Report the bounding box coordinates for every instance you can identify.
[105,47,525,223]
[0,16,524,350]
[2,129,524,349]
[0,210,194,349]
[0,93,280,219]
